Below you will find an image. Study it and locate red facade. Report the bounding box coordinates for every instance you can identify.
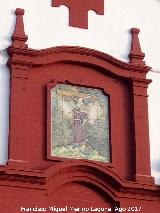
[0,9,160,213]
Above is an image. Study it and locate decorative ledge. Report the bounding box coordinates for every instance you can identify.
[7,46,151,74]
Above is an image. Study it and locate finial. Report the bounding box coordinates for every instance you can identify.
[128,28,145,65]
[11,8,28,48]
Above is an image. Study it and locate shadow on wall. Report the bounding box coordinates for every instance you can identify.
[152,159,160,172]
[155,177,160,185]
[0,64,10,164]
[0,63,10,79]
[0,9,17,51]
[10,9,17,37]
[151,159,160,185]
[120,29,131,62]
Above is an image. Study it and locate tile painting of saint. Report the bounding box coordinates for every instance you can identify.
[51,84,110,162]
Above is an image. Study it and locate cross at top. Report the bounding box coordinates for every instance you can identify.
[52,0,104,29]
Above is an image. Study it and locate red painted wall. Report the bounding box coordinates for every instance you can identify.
[0,9,159,213]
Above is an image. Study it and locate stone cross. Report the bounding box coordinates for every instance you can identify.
[52,0,104,29]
